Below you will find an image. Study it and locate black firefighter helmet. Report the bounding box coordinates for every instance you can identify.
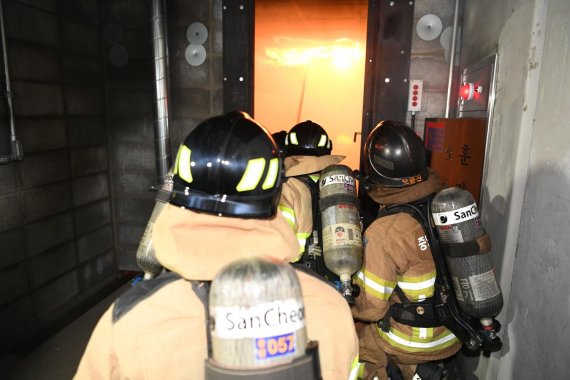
[170,111,283,218]
[285,120,332,157]
[271,130,288,154]
[363,120,428,188]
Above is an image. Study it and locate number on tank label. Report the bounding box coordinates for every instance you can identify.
[256,332,297,360]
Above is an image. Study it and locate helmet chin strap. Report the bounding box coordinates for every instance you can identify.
[361,176,373,192]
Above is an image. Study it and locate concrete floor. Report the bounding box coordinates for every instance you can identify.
[3,284,130,380]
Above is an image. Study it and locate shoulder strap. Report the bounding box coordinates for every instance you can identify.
[287,175,321,249]
[378,196,448,286]
[375,198,448,330]
[300,176,322,249]
[113,271,180,323]
[292,175,340,285]
[293,175,320,225]
[191,280,212,357]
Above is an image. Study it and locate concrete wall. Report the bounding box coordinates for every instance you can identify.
[0,0,223,361]
[498,0,570,377]
[0,0,117,357]
[105,0,223,271]
[457,0,570,378]
[407,0,459,137]
[102,0,156,271]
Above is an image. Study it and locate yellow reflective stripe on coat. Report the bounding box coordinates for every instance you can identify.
[262,158,279,189]
[353,270,396,300]
[236,158,265,191]
[355,361,366,380]
[348,356,360,380]
[397,271,436,300]
[308,173,320,182]
[175,145,193,183]
[278,206,296,229]
[295,232,311,259]
[412,327,434,339]
[377,325,458,353]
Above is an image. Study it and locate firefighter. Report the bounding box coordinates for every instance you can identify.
[278,120,346,265]
[271,130,288,154]
[351,121,462,380]
[74,111,359,380]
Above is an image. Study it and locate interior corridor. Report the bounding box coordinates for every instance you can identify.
[3,284,130,380]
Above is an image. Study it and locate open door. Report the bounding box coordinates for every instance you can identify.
[253,0,369,171]
[223,0,415,175]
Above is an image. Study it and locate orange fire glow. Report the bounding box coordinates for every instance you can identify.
[263,38,364,70]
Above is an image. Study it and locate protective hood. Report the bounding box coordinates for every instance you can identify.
[152,203,300,280]
[367,168,442,205]
[284,155,345,177]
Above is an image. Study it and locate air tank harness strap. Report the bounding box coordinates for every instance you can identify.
[439,232,492,258]
[292,175,337,282]
[318,192,360,210]
[377,286,442,332]
[191,280,212,356]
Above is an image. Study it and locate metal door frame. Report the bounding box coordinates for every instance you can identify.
[222,0,415,170]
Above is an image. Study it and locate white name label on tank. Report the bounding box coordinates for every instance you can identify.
[211,299,305,339]
[432,203,479,226]
[321,174,355,187]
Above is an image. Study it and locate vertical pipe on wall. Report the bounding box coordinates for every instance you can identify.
[0,0,23,164]
[150,0,171,184]
[445,0,460,118]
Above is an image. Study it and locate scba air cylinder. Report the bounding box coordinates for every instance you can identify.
[431,187,503,318]
[208,256,308,370]
[136,169,174,280]
[319,165,363,303]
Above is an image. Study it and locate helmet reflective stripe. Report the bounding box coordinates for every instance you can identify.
[175,145,193,183]
[236,157,266,192]
[261,157,279,190]
[289,132,299,145]
[327,139,331,149]
[317,134,327,147]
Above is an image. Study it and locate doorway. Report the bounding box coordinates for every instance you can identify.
[254,0,368,171]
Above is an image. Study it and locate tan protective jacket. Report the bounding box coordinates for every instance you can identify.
[351,170,461,378]
[75,204,359,380]
[279,155,345,261]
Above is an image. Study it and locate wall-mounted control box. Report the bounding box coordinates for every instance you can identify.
[408,80,423,112]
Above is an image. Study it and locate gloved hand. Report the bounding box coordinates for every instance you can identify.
[414,362,448,380]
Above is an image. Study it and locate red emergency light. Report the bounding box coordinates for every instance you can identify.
[460,82,483,101]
